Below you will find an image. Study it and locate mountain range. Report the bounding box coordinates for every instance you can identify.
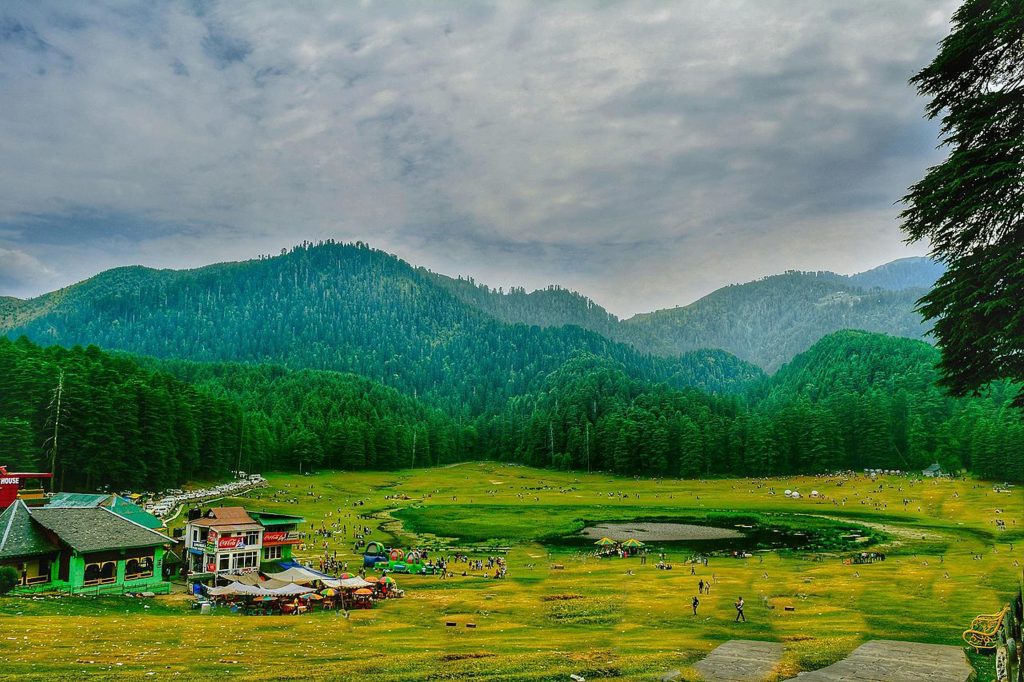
[3,243,1020,487]
[0,242,938,378]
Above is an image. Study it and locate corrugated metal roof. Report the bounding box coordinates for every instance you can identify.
[249,511,305,527]
[46,493,164,530]
[46,493,109,508]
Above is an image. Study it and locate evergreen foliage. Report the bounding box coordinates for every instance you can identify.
[0,242,762,415]
[901,0,1024,407]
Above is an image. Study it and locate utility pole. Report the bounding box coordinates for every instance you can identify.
[585,422,591,474]
[48,371,64,492]
[549,421,555,465]
[236,413,244,474]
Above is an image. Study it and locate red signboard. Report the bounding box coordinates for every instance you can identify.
[262,531,299,546]
[217,536,246,549]
[0,466,53,510]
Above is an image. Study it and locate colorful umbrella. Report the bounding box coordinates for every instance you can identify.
[320,588,338,596]
[339,573,352,579]
[259,596,276,602]
[622,538,644,548]
[301,593,324,600]
[594,537,616,546]
[365,575,379,583]
[354,588,373,595]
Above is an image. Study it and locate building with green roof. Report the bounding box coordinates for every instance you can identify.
[0,501,172,594]
[46,493,164,530]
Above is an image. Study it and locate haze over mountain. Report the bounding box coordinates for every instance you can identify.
[434,255,940,371]
[0,244,939,386]
[3,243,1021,487]
[0,242,762,416]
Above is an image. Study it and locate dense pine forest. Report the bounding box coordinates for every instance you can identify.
[0,336,242,491]
[1,243,1019,490]
[0,243,762,416]
[2,330,1020,493]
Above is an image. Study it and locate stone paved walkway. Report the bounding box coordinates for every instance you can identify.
[787,639,973,681]
[692,639,785,681]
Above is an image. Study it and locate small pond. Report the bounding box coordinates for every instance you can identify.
[559,517,873,553]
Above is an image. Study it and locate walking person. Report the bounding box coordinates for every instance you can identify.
[734,596,746,622]
[698,579,704,594]
[692,595,699,615]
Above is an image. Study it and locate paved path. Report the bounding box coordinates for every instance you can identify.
[692,639,784,681]
[788,640,973,682]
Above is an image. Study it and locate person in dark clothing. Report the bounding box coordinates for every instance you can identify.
[735,596,746,622]
[691,595,699,615]
[698,579,705,594]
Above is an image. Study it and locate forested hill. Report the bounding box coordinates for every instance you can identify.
[619,272,930,372]
[3,331,1020,492]
[428,273,622,339]
[424,257,938,372]
[0,242,762,415]
[488,331,1022,481]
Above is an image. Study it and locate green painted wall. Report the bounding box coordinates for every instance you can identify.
[9,546,170,595]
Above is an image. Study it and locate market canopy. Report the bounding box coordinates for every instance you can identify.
[207,581,315,597]
[323,576,372,589]
[232,573,292,589]
[264,565,330,584]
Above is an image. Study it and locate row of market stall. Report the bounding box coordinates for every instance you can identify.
[199,562,401,614]
[594,537,646,557]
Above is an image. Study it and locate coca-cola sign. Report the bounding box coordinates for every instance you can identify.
[262,531,298,546]
[217,536,246,549]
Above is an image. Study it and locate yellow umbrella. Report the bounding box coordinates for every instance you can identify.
[594,537,616,546]
[623,538,644,548]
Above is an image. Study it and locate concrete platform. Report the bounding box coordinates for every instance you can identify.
[789,639,974,682]
[693,639,785,681]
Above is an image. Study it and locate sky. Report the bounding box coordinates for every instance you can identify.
[0,1,955,317]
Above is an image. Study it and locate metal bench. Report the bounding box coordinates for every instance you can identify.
[962,606,1008,652]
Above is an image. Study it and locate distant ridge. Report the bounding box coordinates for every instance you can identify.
[0,242,939,375]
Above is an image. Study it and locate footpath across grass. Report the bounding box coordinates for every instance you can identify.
[1,463,1020,681]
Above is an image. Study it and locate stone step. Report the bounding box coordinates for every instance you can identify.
[788,639,974,682]
[693,639,785,682]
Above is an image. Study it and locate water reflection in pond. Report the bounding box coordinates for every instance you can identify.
[566,519,857,552]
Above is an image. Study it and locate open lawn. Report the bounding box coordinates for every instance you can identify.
[1,463,1020,681]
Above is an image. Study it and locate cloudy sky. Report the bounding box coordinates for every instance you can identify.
[0,1,954,316]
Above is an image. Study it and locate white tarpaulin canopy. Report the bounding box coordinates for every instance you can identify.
[207,581,315,597]
[264,565,330,584]
[321,576,373,589]
[231,573,293,589]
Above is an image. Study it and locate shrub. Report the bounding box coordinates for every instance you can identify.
[0,566,19,595]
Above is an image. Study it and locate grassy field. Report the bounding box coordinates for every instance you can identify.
[1,463,1021,681]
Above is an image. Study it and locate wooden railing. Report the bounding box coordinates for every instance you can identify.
[22,575,50,586]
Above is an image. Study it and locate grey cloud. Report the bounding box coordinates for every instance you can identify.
[0,0,955,315]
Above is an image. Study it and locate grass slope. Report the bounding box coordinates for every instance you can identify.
[1,463,1019,681]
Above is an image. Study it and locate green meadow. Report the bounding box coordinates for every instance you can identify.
[1,463,1020,681]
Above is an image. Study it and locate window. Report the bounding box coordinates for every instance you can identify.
[232,550,258,571]
[18,560,50,586]
[83,561,117,586]
[125,556,153,581]
[218,554,230,572]
[264,546,282,561]
[244,531,261,546]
